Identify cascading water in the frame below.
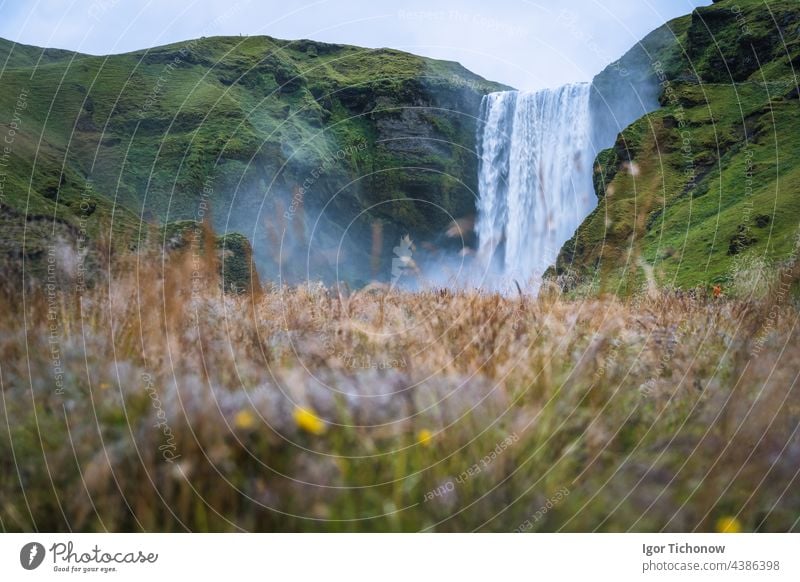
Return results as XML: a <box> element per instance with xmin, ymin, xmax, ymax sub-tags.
<box><xmin>475</xmin><ymin>83</ymin><xmax>595</xmax><ymax>288</ymax></box>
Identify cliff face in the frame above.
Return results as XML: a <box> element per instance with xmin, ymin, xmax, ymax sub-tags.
<box><xmin>557</xmin><ymin>0</ymin><xmax>800</xmax><ymax>294</ymax></box>
<box><xmin>0</xmin><ymin>35</ymin><xmax>508</xmax><ymax>283</ymax></box>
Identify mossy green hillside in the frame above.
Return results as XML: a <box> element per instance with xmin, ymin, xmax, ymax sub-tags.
<box><xmin>0</xmin><ymin>35</ymin><xmax>508</xmax><ymax>283</ymax></box>
<box><xmin>557</xmin><ymin>0</ymin><xmax>800</xmax><ymax>295</ymax></box>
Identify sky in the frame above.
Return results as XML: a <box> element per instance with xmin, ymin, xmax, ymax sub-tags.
<box><xmin>0</xmin><ymin>0</ymin><xmax>711</xmax><ymax>90</ymax></box>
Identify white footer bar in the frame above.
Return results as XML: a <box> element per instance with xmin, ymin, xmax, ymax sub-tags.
<box><xmin>1</xmin><ymin>533</ymin><xmax>797</xmax><ymax>580</ymax></box>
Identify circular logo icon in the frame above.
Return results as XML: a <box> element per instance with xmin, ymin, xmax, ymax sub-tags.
<box><xmin>20</xmin><ymin>542</ymin><xmax>46</xmax><ymax>570</ymax></box>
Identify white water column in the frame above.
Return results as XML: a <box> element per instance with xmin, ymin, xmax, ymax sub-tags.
<box><xmin>476</xmin><ymin>84</ymin><xmax>595</xmax><ymax>287</ymax></box>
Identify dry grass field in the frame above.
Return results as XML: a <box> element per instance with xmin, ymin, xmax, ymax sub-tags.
<box><xmin>1</xmin><ymin>239</ymin><xmax>799</xmax><ymax>532</ymax></box>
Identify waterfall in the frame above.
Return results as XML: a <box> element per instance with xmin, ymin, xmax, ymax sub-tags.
<box><xmin>475</xmin><ymin>83</ymin><xmax>595</xmax><ymax>288</ymax></box>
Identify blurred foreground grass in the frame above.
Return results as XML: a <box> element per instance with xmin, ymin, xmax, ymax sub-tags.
<box><xmin>1</xmin><ymin>245</ymin><xmax>798</xmax><ymax>532</ymax></box>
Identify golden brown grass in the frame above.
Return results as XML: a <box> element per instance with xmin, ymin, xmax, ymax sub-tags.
<box><xmin>0</xmin><ymin>246</ymin><xmax>798</xmax><ymax>532</ymax></box>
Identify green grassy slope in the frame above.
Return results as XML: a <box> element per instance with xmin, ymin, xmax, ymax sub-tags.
<box><xmin>556</xmin><ymin>0</ymin><xmax>800</xmax><ymax>295</ymax></box>
<box><xmin>0</xmin><ymin>34</ymin><xmax>508</xmax><ymax>283</ymax></box>
<box><xmin>0</xmin><ymin>37</ymin><xmax>79</xmax><ymax>68</ymax></box>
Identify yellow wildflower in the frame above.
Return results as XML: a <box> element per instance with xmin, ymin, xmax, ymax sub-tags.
<box><xmin>293</xmin><ymin>406</ymin><xmax>326</xmax><ymax>435</ymax></box>
<box><xmin>417</xmin><ymin>429</ymin><xmax>433</xmax><ymax>447</ymax></box>
<box><xmin>234</xmin><ymin>410</ymin><xmax>256</xmax><ymax>430</ymax></box>
<box><xmin>715</xmin><ymin>516</ymin><xmax>743</xmax><ymax>533</ymax></box>
<box><xmin>99</xmin><ymin>382</ymin><xmax>111</xmax><ymax>390</ymax></box>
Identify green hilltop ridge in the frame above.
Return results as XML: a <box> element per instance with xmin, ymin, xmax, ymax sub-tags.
<box><xmin>555</xmin><ymin>0</ymin><xmax>800</xmax><ymax>295</ymax></box>
<box><xmin>0</xmin><ymin>34</ymin><xmax>509</xmax><ymax>284</ymax></box>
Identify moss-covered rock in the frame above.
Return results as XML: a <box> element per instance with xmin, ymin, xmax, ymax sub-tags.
<box><xmin>216</xmin><ymin>232</ymin><xmax>259</xmax><ymax>294</ymax></box>
<box><xmin>160</xmin><ymin>221</ymin><xmax>259</xmax><ymax>293</ymax></box>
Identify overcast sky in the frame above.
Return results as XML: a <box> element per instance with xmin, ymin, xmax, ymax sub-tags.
<box><xmin>0</xmin><ymin>0</ymin><xmax>710</xmax><ymax>90</ymax></box>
